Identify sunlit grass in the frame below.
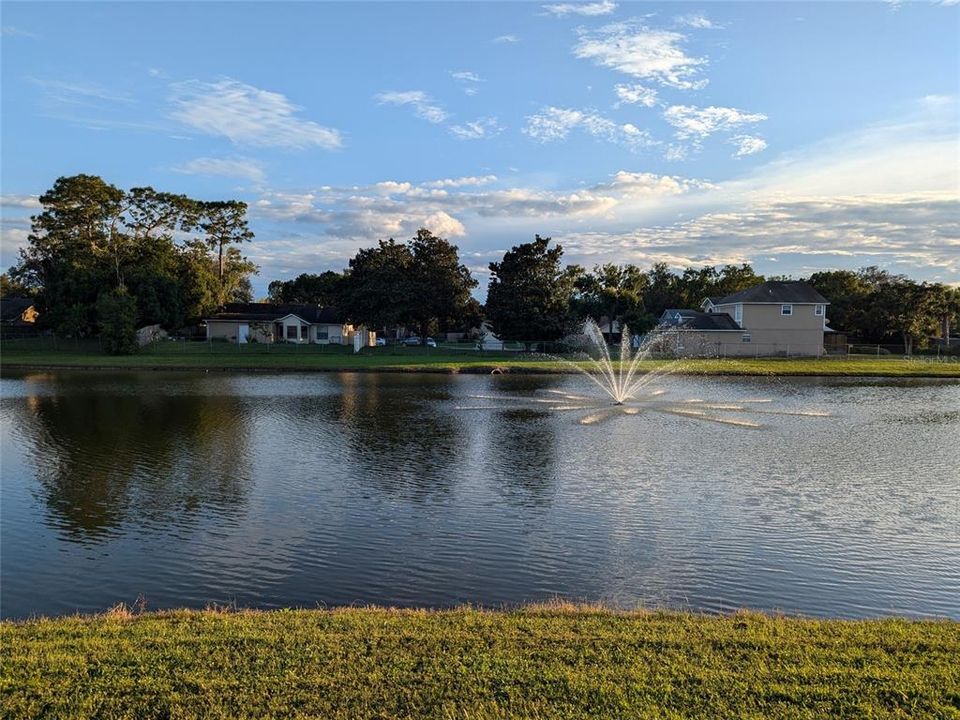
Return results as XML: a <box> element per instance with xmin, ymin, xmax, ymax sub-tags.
<box><xmin>2</xmin><ymin>341</ymin><xmax>958</xmax><ymax>377</ymax></box>
<box><xmin>2</xmin><ymin>605</ymin><xmax>957</xmax><ymax>719</ymax></box>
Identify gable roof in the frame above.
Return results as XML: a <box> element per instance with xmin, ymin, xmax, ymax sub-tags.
<box><xmin>0</xmin><ymin>297</ymin><xmax>35</xmax><ymax>322</ymax></box>
<box><xmin>716</xmin><ymin>281</ymin><xmax>827</xmax><ymax>305</ymax></box>
<box><xmin>660</xmin><ymin>309</ymin><xmax>741</xmax><ymax>331</ymax></box>
<box><xmin>206</xmin><ymin>303</ymin><xmax>343</xmax><ymax>324</ymax></box>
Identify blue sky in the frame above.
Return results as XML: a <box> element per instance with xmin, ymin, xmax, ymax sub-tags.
<box><xmin>2</xmin><ymin>1</ymin><xmax>958</xmax><ymax>296</ymax></box>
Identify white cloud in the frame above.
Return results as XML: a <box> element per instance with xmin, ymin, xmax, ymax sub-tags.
<box><xmin>424</xmin><ymin>176</ymin><xmax>498</xmax><ymax>188</ymax></box>
<box><xmin>2</xmin><ymin>26</ymin><xmax>37</xmax><ymax>38</ymax></box>
<box><xmin>0</xmin><ymin>194</ymin><xmax>42</xmax><ymax>209</ymax></box>
<box><xmin>463</xmin><ymin>87</ymin><xmax>479</xmax><ymax>97</ymax></box>
<box><xmin>421</xmin><ymin>211</ymin><xmax>466</xmax><ymax>238</ymax></box>
<box><xmin>663</xmin><ymin>105</ymin><xmax>767</xmax><ymax>139</ymax></box>
<box><xmin>451</xmin><ymin>71</ymin><xmax>484</xmax><ymax>83</ymax></box>
<box><xmin>560</xmin><ymin>193</ymin><xmax>959</xmax><ymax>277</ymax></box>
<box><xmin>492</xmin><ymin>34</ymin><xmax>519</xmax><ymax>44</ymax></box>
<box><xmin>29</xmin><ymin>77</ymin><xmax>134</xmax><ymax>104</ymax></box>
<box><xmin>449</xmin><ymin>118</ymin><xmax>503</xmax><ymax>140</ymax></box>
<box><xmin>543</xmin><ymin>0</ymin><xmax>617</xmax><ymax>17</ymax></box>
<box><xmin>730</xmin><ymin>135</ymin><xmax>767</xmax><ymax>157</ymax></box>
<box><xmin>171</xmin><ymin>157</ymin><xmax>265</xmax><ymax>182</ymax></box>
<box><xmin>594</xmin><ymin>171</ymin><xmax>714</xmax><ymax>197</ymax></box>
<box><xmin>674</xmin><ymin>14</ymin><xmax>723</xmax><ymax>29</ymax></box>
<box><xmin>523</xmin><ymin>106</ymin><xmax>656</xmax><ymax>150</ymax></box>
<box><xmin>170</xmin><ymin>79</ymin><xmax>342</xmax><ymax>149</ymax></box>
<box><xmin>375</xmin><ymin>90</ymin><xmax>449</xmax><ymax>124</ymax></box>
<box><xmin>614</xmin><ymin>83</ymin><xmax>658</xmax><ymax>107</ymax></box>
<box><xmin>574</xmin><ymin>21</ymin><xmax>708</xmax><ymax>89</ymax></box>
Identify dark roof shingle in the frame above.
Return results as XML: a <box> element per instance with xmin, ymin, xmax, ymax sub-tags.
<box><xmin>207</xmin><ymin>303</ymin><xmax>343</xmax><ymax>323</ymax></box>
<box><xmin>717</xmin><ymin>281</ymin><xmax>827</xmax><ymax>305</ymax></box>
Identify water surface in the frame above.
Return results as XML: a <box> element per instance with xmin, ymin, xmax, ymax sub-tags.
<box><xmin>2</xmin><ymin>370</ymin><xmax>958</xmax><ymax>619</ymax></box>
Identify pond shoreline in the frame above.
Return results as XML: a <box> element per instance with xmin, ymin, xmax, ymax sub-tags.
<box><xmin>3</xmin><ymin>605</ymin><xmax>956</xmax><ymax>718</ymax></box>
<box><xmin>3</xmin><ymin>360</ymin><xmax>959</xmax><ymax>378</ymax></box>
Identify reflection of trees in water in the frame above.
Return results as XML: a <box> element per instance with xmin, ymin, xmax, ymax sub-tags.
<box><xmin>314</xmin><ymin>373</ymin><xmax>467</xmax><ymax>499</ymax></box>
<box><xmin>13</xmin><ymin>377</ymin><xmax>253</xmax><ymax>543</ymax></box>
<box><xmin>483</xmin><ymin>407</ymin><xmax>559</xmax><ymax>508</ymax></box>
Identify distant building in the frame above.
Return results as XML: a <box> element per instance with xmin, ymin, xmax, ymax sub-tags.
<box><xmin>657</xmin><ymin>281</ymin><xmax>830</xmax><ymax>357</ymax></box>
<box><xmin>0</xmin><ymin>297</ymin><xmax>38</xmax><ymax>327</ymax></box>
<box><xmin>203</xmin><ymin>303</ymin><xmax>373</xmax><ymax>346</ymax></box>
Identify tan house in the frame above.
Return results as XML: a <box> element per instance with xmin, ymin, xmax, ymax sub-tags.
<box><xmin>658</xmin><ymin>281</ymin><xmax>829</xmax><ymax>357</ymax></box>
<box><xmin>204</xmin><ymin>303</ymin><xmax>374</xmax><ymax>346</ymax></box>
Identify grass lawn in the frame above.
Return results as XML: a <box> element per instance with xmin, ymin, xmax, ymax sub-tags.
<box><xmin>1</xmin><ymin>606</ymin><xmax>957</xmax><ymax>719</ymax></box>
<box><xmin>2</xmin><ymin>339</ymin><xmax>959</xmax><ymax>377</ymax></box>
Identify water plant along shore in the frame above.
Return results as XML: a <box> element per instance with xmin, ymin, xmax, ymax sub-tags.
<box><xmin>2</xmin><ymin>605</ymin><xmax>957</xmax><ymax>719</ymax></box>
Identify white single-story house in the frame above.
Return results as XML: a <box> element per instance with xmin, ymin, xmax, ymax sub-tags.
<box><xmin>204</xmin><ymin>303</ymin><xmax>374</xmax><ymax>346</ymax></box>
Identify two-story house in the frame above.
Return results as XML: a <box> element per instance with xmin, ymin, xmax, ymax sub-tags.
<box><xmin>658</xmin><ymin>280</ymin><xmax>829</xmax><ymax>357</ymax></box>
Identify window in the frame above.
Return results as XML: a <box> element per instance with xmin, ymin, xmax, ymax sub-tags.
<box><xmin>815</xmin><ymin>304</ymin><xmax>824</xmax><ymax>316</ymax></box>
<box><xmin>286</xmin><ymin>325</ymin><xmax>298</xmax><ymax>340</ymax></box>
<box><xmin>734</xmin><ymin>304</ymin><xmax>743</xmax><ymax>325</ymax></box>
<box><xmin>742</xmin><ymin>334</ymin><xmax>752</xmax><ymax>343</ymax></box>
<box><xmin>301</xmin><ymin>325</ymin><xmax>308</xmax><ymax>340</ymax></box>
<box><xmin>316</xmin><ymin>329</ymin><xmax>329</xmax><ymax>340</ymax></box>
<box><xmin>781</xmin><ymin>304</ymin><xmax>793</xmax><ymax>316</ymax></box>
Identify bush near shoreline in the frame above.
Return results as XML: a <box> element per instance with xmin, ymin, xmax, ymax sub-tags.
<box><xmin>2</xmin><ymin>605</ymin><xmax>957</xmax><ymax>719</ymax></box>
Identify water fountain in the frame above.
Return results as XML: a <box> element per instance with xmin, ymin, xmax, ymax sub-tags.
<box><xmin>458</xmin><ymin>319</ymin><xmax>830</xmax><ymax>427</ymax></box>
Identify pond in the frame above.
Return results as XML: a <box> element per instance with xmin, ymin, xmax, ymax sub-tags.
<box><xmin>1</xmin><ymin>370</ymin><xmax>958</xmax><ymax>619</ymax></box>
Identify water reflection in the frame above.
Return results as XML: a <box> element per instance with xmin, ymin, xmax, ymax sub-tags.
<box><xmin>7</xmin><ymin>375</ymin><xmax>253</xmax><ymax>542</ymax></box>
<box><xmin>319</xmin><ymin>373</ymin><xmax>466</xmax><ymax>499</ymax></box>
<box><xmin>1</xmin><ymin>371</ymin><xmax>958</xmax><ymax>620</ymax></box>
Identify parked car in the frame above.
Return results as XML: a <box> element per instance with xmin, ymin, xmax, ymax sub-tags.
<box><xmin>426</xmin><ymin>337</ymin><xmax>437</xmax><ymax>348</ymax></box>
<box><xmin>403</xmin><ymin>336</ymin><xmax>422</xmax><ymax>346</ymax></box>
<box><xmin>375</xmin><ymin>337</ymin><xmax>386</xmax><ymax>346</ymax></box>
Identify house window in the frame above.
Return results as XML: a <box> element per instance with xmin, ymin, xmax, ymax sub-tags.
<box><xmin>734</xmin><ymin>304</ymin><xmax>743</xmax><ymax>325</ymax></box>
<box><xmin>742</xmin><ymin>334</ymin><xmax>752</xmax><ymax>343</ymax></box>
<box><xmin>301</xmin><ymin>325</ymin><xmax>308</xmax><ymax>340</ymax></box>
<box><xmin>781</xmin><ymin>304</ymin><xmax>793</xmax><ymax>316</ymax></box>
<box><xmin>316</xmin><ymin>329</ymin><xmax>329</xmax><ymax>340</ymax></box>
<box><xmin>286</xmin><ymin>325</ymin><xmax>298</xmax><ymax>340</ymax></box>
<box><xmin>815</xmin><ymin>304</ymin><xmax>824</xmax><ymax>316</ymax></box>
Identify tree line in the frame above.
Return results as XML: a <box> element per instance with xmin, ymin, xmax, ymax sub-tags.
<box><xmin>4</xmin><ymin>174</ymin><xmax>257</xmax><ymax>352</ymax></box>
<box><xmin>5</xmin><ymin>174</ymin><xmax>958</xmax><ymax>354</ymax></box>
<box><xmin>271</xmin><ymin>234</ymin><xmax>960</xmax><ymax>352</ymax></box>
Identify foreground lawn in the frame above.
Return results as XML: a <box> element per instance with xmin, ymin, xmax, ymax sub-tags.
<box><xmin>2</xmin><ymin>341</ymin><xmax>959</xmax><ymax>377</ymax></box>
<box><xmin>1</xmin><ymin>606</ymin><xmax>957</xmax><ymax>719</ymax></box>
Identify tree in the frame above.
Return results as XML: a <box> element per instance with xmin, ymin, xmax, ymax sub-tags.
<box><xmin>408</xmin><ymin>229</ymin><xmax>478</xmax><ymax>335</ymax></box>
<box><xmin>268</xmin><ymin>271</ymin><xmax>346</xmax><ymax>305</ymax></box>
<box><xmin>573</xmin><ymin>263</ymin><xmax>652</xmax><ymax>335</ymax></box>
<box><xmin>643</xmin><ymin>263</ymin><xmax>684</xmax><ymax>320</ymax></box>
<box><xmin>12</xmin><ymin>175</ymin><xmax>125</xmax><ymax>334</ymax></box>
<box><xmin>8</xmin><ymin>175</ymin><xmax>259</xmax><ymax>336</ymax></box>
<box><xmin>341</xmin><ymin>239</ymin><xmax>416</xmax><ymax>330</ymax></box>
<box><xmin>808</xmin><ymin>269</ymin><xmax>870</xmax><ymax>335</ymax></box>
<box><xmin>96</xmin><ymin>288</ymin><xmax>138</xmax><ymax>355</ymax></box>
<box><xmin>0</xmin><ymin>273</ymin><xmax>31</xmax><ymax>298</ymax></box>
<box><xmin>340</xmin><ymin>230</ymin><xmax>478</xmax><ymax>338</ymax></box>
<box><xmin>198</xmin><ymin>201</ymin><xmax>254</xmax><ymax>286</ymax></box>
<box><xmin>485</xmin><ymin>235</ymin><xmax>576</xmax><ymax>343</ymax></box>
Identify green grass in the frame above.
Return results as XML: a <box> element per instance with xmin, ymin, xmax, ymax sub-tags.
<box><xmin>1</xmin><ymin>338</ymin><xmax>959</xmax><ymax>377</ymax></box>
<box><xmin>1</xmin><ymin>605</ymin><xmax>957</xmax><ymax>719</ymax></box>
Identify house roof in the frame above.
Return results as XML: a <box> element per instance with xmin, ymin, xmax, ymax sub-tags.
<box><xmin>660</xmin><ymin>309</ymin><xmax>741</xmax><ymax>331</ymax></box>
<box><xmin>701</xmin><ymin>296</ymin><xmax>724</xmax><ymax>307</ymax></box>
<box><xmin>206</xmin><ymin>303</ymin><xmax>343</xmax><ymax>324</ymax></box>
<box><xmin>0</xmin><ymin>297</ymin><xmax>34</xmax><ymax>322</ymax></box>
<box><xmin>716</xmin><ymin>281</ymin><xmax>827</xmax><ymax>305</ymax></box>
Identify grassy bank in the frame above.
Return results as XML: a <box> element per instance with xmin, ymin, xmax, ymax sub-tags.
<box><xmin>2</xmin><ymin>606</ymin><xmax>957</xmax><ymax>719</ymax></box>
<box><xmin>2</xmin><ymin>339</ymin><xmax>959</xmax><ymax>377</ymax></box>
